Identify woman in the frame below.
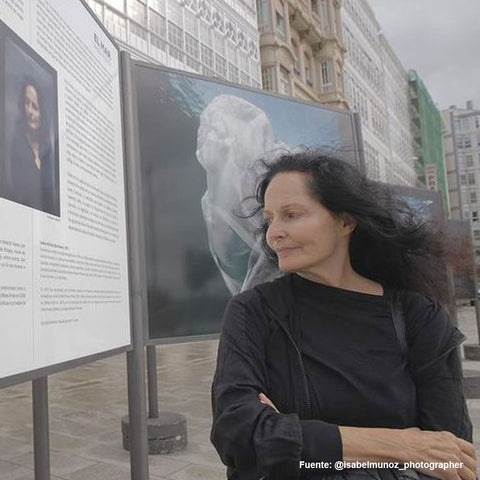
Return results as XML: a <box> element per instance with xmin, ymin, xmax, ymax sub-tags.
<box><xmin>210</xmin><ymin>151</ymin><xmax>476</xmax><ymax>480</ymax></box>
<box><xmin>8</xmin><ymin>79</ymin><xmax>58</xmax><ymax>215</ymax></box>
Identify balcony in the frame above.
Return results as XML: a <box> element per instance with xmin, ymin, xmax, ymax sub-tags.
<box><xmin>289</xmin><ymin>1</ymin><xmax>310</xmax><ymax>31</ymax></box>
<box><xmin>299</xmin><ymin>23</ymin><xmax>323</xmax><ymax>45</ymax></box>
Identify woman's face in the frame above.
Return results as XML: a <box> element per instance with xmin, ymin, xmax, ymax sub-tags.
<box><xmin>24</xmin><ymin>85</ymin><xmax>40</xmax><ymax>131</ymax></box>
<box><xmin>264</xmin><ymin>171</ymin><xmax>354</xmax><ymax>275</ymax></box>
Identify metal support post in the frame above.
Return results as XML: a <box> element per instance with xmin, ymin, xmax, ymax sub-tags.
<box><xmin>32</xmin><ymin>377</ymin><xmax>50</xmax><ymax>480</ymax></box>
<box><xmin>146</xmin><ymin>345</ymin><xmax>159</xmax><ymax>419</ymax></box>
<box><xmin>121</xmin><ymin>51</ymin><xmax>149</xmax><ymax>479</ymax></box>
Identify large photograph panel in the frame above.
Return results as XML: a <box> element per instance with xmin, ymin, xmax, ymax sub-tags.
<box><xmin>0</xmin><ymin>20</ymin><xmax>59</xmax><ymax>216</ymax></box>
<box><xmin>134</xmin><ymin>65</ymin><xmax>360</xmax><ymax>342</ymax></box>
<box><xmin>0</xmin><ymin>0</ymin><xmax>130</xmax><ymax>386</ymax></box>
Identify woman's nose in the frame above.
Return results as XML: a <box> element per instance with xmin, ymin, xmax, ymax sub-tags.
<box><xmin>267</xmin><ymin>220</ymin><xmax>286</xmax><ymax>241</ymax></box>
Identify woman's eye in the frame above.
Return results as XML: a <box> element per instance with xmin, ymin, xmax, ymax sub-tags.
<box><xmin>285</xmin><ymin>212</ymin><xmax>299</xmax><ymax>219</ymax></box>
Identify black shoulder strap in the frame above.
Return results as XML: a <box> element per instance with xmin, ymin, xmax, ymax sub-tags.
<box><xmin>389</xmin><ymin>288</ymin><xmax>408</xmax><ymax>358</ymax></box>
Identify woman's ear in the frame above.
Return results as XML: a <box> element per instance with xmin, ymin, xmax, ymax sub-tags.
<box><xmin>341</xmin><ymin>214</ymin><xmax>357</xmax><ymax>234</ymax></box>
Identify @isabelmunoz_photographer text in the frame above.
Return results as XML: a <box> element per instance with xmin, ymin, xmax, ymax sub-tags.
<box><xmin>299</xmin><ymin>461</ymin><xmax>464</xmax><ymax>471</ymax></box>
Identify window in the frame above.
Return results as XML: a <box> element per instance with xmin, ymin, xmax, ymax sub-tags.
<box><xmin>185</xmin><ymin>34</ymin><xmax>200</xmax><ymax>70</ymax></box>
<box><xmin>215</xmin><ymin>54</ymin><xmax>227</xmax><ymax>78</ymax></box>
<box><xmin>167</xmin><ymin>0</ymin><xmax>182</xmax><ymax>26</ymax></box>
<box><xmin>473</xmin><ymin>211</ymin><xmax>479</xmax><ymax>222</ymax></box>
<box><xmin>239</xmin><ymin>51</ymin><xmax>249</xmax><ymax>74</ymax></box>
<box><xmin>460</xmin><ymin>174</ymin><xmax>467</xmax><ymax>186</ymax></box>
<box><xmin>128</xmin><ymin>0</ymin><xmax>147</xmax><ymax>25</ymax></box>
<box><xmin>130</xmin><ymin>22</ymin><xmax>147</xmax><ymax>40</ymax></box>
<box><xmin>105</xmin><ymin>0</ymin><xmax>124</xmax><ymax>12</ymax></box>
<box><xmin>184</xmin><ymin>9</ymin><xmax>198</xmax><ymax>36</ymax></box>
<box><xmin>149</xmin><ymin>10</ymin><xmax>166</xmax><ymax>37</ymax></box>
<box><xmin>201</xmin><ymin>44</ymin><xmax>214</xmax><ymax>69</ymax></box>
<box><xmin>168</xmin><ymin>21</ymin><xmax>184</xmax><ymax>61</ymax></box>
<box><xmin>262</xmin><ymin>67</ymin><xmax>275</xmax><ymax>91</ymax></box>
<box><xmin>318</xmin><ymin>0</ymin><xmax>330</xmax><ymax>35</ymax></box>
<box><xmin>150</xmin><ymin>0</ymin><xmax>166</xmax><ymax>14</ymax></box>
<box><xmin>304</xmin><ymin>53</ymin><xmax>313</xmax><ymax>86</ymax></box>
<box><xmin>88</xmin><ymin>0</ymin><xmax>103</xmax><ymax>17</ymax></box>
<box><xmin>476</xmin><ymin>116</ymin><xmax>480</xmax><ymax>129</ymax></box>
<box><xmin>200</xmin><ymin>20</ymin><xmax>211</xmax><ymax>46</ymax></box>
<box><xmin>320</xmin><ymin>60</ymin><xmax>333</xmax><ymax>92</ymax></box>
<box><xmin>240</xmin><ymin>71</ymin><xmax>250</xmax><ymax>86</ymax></box>
<box><xmin>105</xmin><ymin>8</ymin><xmax>127</xmax><ymax>38</ymax></box>
<box><xmin>466</xmin><ymin>154</ymin><xmax>474</xmax><ymax>167</ymax></box>
<box><xmin>150</xmin><ymin>33</ymin><xmax>167</xmax><ymax>52</ymax></box>
<box><xmin>292</xmin><ymin>40</ymin><xmax>300</xmax><ymax>75</ymax></box>
<box><xmin>228</xmin><ymin>62</ymin><xmax>239</xmax><ymax>83</ymax></box>
<box><xmin>468</xmin><ymin>172</ymin><xmax>476</xmax><ymax>185</ymax></box>
<box><xmin>257</xmin><ymin>0</ymin><xmax>270</xmax><ymax>29</ymax></box>
<box><xmin>474</xmin><ymin>230</ymin><xmax>480</xmax><ymax>241</ymax></box>
<box><xmin>465</xmin><ymin>136</ymin><xmax>472</xmax><ymax>148</ymax></box>
<box><xmin>202</xmin><ymin>65</ymin><xmax>215</xmax><ymax>78</ymax></box>
<box><xmin>279</xmin><ymin>66</ymin><xmax>290</xmax><ymax>95</ymax></box>
<box><xmin>471</xmin><ymin>191</ymin><xmax>477</xmax><ymax>203</ymax></box>
<box><xmin>227</xmin><ymin>41</ymin><xmax>237</xmax><ymax>64</ymax></box>
<box><xmin>461</xmin><ymin>117</ymin><xmax>470</xmax><ymax>130</ymax></box>
<box><xmin>214</xmin><ymin>31</ymin><xmax>225</xmax><ymax>56</ymax></box>
<box><xmin>276</xmin><ymin>11</ymin><xmax>286</xmax><ymax>39</ymax></box>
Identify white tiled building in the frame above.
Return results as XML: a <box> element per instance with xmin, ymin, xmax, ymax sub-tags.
<box><xmin>380</xmin><ymin>36</ymin><xmax>415</xmax><ymax>185</ymax></box>
<box><xmin>86</xmin><ymin>0</ymin><xmax>262</xmax><ymax>88</ymax></box>
<box><xmin>341</xmin><ymin>0</ymin><xmax>415</xmax><ymax>185</ymax></box>
<box><xmin>442</xmin><ymin>102</ymin><xmax>480</xmax><ymax>275</ymax></box>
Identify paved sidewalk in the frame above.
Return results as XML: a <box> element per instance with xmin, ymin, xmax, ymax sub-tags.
<box><xmin>0</xmin><ymin>306</ymin><xmax>479</xmax><ymax>479</ymax></box>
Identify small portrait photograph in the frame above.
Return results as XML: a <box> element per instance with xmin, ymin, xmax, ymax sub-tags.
<box><xmin>0</xmin><ymin>22</ymin><xmax>60</xmax><ymax>216</ymax></box>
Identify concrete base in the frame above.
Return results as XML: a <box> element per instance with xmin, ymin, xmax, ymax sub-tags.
<box><xmin>464</xmin><ymin>343</ymin><xmax>480</xmax><ymax>361</ymax></box>
<box><xmin>463</xmin><ymin>369</ymin><xmax>480</xmax><ymax>399</ymax></box>
<box><xmin>121</xmin><ymin>412</ymin><xmax>188</xmax><ymax>455</ymax></box>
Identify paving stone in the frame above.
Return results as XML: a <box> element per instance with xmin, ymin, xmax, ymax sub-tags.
<box><xmin>79</xmin><ymin>443</ymin><xmax>131</xmax><ymax>468</ymax></box>
<box><xmin>166</xmin><ymin>463</ymin><xmax>226</xmax><ymax>480</ymax></box>
<box><xmin>9</xmin><ymin>451</ymin><xmax>96</xmax><ymax>477</ymax></box>
<box><xmin>148</xmin><ymin>456</ymin><xmax>191</xmax><ymax>477</ymax></box>
<box><xmin>0</xmin><ymin>437</ymin><xmax>33</xmax><ymax>461</ymax></box>
<box><xmin>65</xmin><ymin>462</ymin><xmax>131</xmax><ymax>480</ymax></box>
<box><xmin>0</xmin><ymin>459</ymin><xmax>33</xmax><ymax>480</ymax></box>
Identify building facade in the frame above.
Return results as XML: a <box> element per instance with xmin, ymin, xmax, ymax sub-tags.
<box><xmin>409</xmin><ymin>70</ymin><xmax>450</xmax><ymax>215</ymax></box>
<box><xmin>442</xmin><ymin>102</ymin><xmax>480</xmax><ymax>275</ymax></box>
<box><xmin>85</xmin><ymin>0</ymin><xmax>262</xmax><ymax>88</ymax></box>
<box><xmin>257</xmin><ymin>0</ymin><xmax>347</xmax><ymax>108</ymax></box>
<box><xmin>342</xmin><ymin>0</ymin><xmax>415</xmax><ymax>185</ymax></box>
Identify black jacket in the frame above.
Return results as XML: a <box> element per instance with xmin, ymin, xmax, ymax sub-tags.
<box><xmin>210</xmin><ymin>274</ymin><xmax>472</xmax><ymax>480</ymax></box>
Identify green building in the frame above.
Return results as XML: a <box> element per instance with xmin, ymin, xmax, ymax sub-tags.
<box><xmin>408</xmin><ymin>70</ymin><xmax>450</xmax><ymax>215</ymax></box>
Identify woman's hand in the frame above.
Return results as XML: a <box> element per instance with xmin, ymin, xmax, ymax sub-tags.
<box><xmin>400</xmin><ymin>427</ymin><xmax>477</xmax><ymax>480</ymax></box>
<box><xmin>258</xmin><ymin>393</ymin><xmax>279</xmax><ymax>413</ymax></box>
<box><xmin>340</xmin><ymin>425</ymin><xmax>476</xmax><ymax>480</ymax></box>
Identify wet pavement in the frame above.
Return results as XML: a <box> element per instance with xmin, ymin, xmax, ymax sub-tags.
<box><xmin>0</xmin><ymin>305</ymin><xmax>480</xmax><ymax>479</ymax></box>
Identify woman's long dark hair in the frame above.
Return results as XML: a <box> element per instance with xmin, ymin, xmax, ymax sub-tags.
<box><xmin>249</xmin><ymin>149</ymin><xmax>452</xmax><ymax>307</ymax></box>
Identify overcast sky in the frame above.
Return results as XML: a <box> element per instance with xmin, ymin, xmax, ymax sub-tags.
<box><xmin>366</xmin><ymin>0</ymin><xmax>480</xmax><ymax>111</ymax></box>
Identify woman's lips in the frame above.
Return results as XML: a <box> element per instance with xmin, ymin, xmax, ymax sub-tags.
<box><xmin>276</xmin><ymin>247</ymin><xmax>299</xmax><ymax>256</ymax></box>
